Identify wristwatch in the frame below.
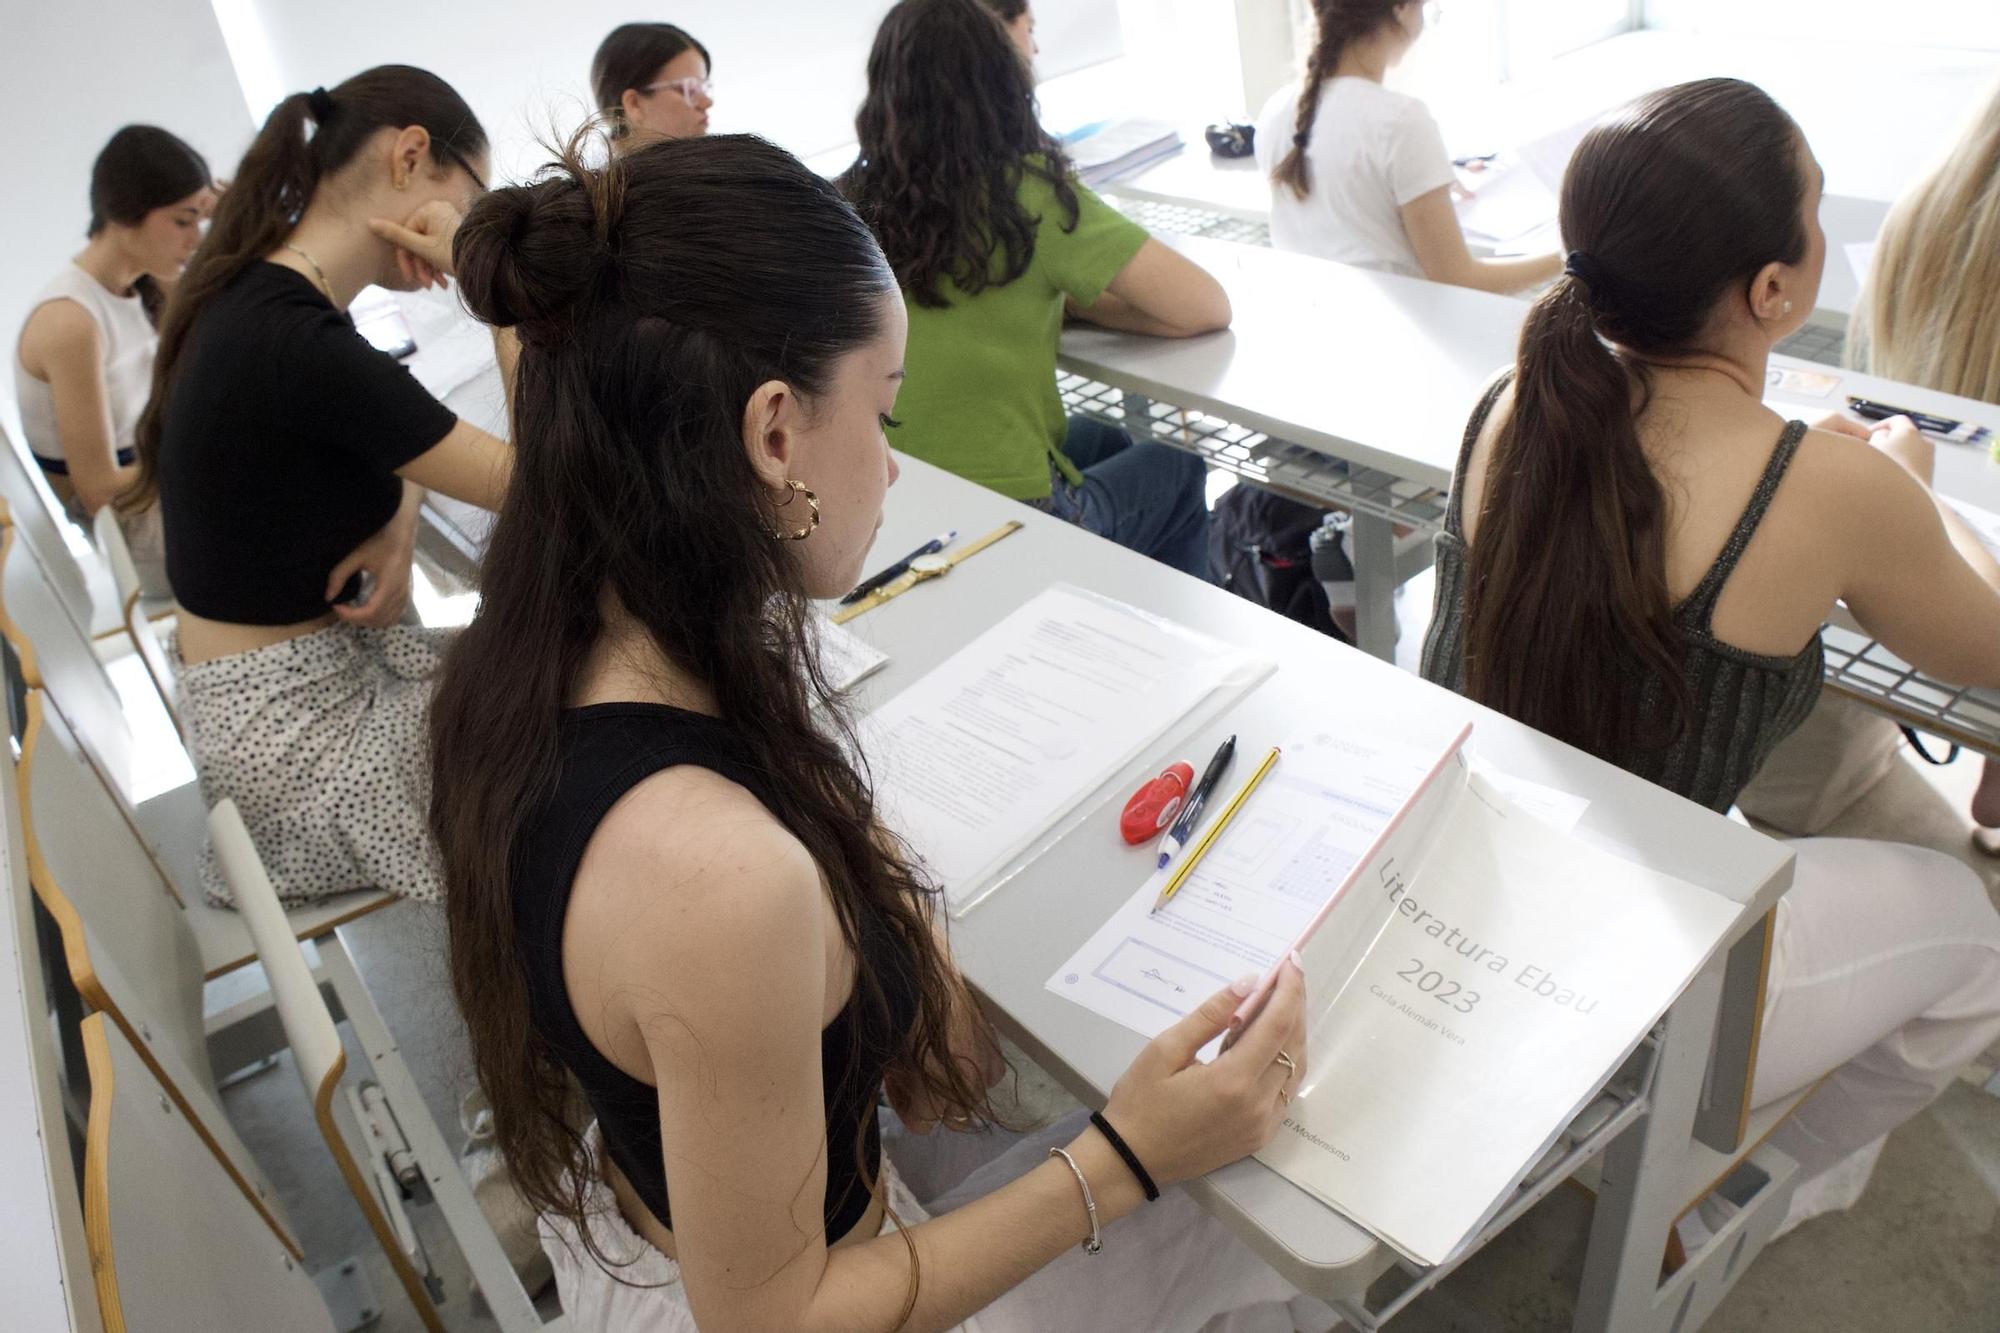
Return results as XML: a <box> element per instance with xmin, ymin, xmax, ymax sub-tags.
<box><xmin>831</xmin><ymin>520</ymin><xmax>1024</xmax><ymax>624</ymax></box>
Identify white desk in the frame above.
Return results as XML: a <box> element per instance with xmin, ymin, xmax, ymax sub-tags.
<box><xmin>1059</xmin><ymin>234</ymin><xmax>1524</xmax><ymax>658</ymax></box>
<box><xmin>842</xmin><ymin>454</ymin><xmax>1793</xmax><ymax>1325</ymax></box>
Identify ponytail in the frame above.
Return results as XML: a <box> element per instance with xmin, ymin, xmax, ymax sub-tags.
<box><xmin>1460</xmin><ymin>275</ymin><xmax>1687</xmax><ymax>756</ymax></box>
<box><xmin>121</xmin><ymin>67</ymin><xmax>485</xmax><ymax>514</ymax></box>
<box><xmin>1456</xmin><ymin>77</ymin><xmax>1811</xmax><ymax>762</ymax></box>
<box><xmin>1270</xmin><ymin>0</ymin><xmax>1403</xmax><ymax>200</ymax></box>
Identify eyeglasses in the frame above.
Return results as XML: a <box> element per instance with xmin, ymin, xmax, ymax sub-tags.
<box><xmin>437</xmin><ymin>141</ymin><xmax>487</xmax><ymax>193</ymax></box>
<box><xmin>639</xmin><ymin>76</ymin><xmax>714</xmax><ymax>105</ymax></box>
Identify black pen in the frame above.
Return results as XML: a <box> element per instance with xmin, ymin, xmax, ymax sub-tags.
<box><xmin>1156</xmin><ymin>734</ymin><xmax>1237</xmax><ymax>869</ymax></box>
<box><xmin>839</xmin><ymin>529</ymin><xmax>956</xmax><ymax>605</ymax></box>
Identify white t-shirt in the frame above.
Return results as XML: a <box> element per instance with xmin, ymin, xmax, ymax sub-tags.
<box><xmin>1254</xmin><ymin>77</ymin><xmax>1456</xmax><ymax>276</ymax></box>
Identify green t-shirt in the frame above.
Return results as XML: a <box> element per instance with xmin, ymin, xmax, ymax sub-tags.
<box><xmin>890</xmin><ymin>168</ymin><xmax>1148</xmax><ymax>501</ymax></box>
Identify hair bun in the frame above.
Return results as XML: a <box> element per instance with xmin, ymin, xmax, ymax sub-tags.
<box><xmin>454</xmin><ymin>175</ymin><xmax>605</xmax><ymax>334</ymax></box>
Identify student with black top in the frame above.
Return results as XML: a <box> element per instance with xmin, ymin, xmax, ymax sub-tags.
<box><xmin>428</xmin><ymin>132</ymin><xmax>1322</xmax><ymax>1332</ymax></box>
<box><xmin>1422</xmin><ymin>78</ymin><xmax>2000</xmax><ymax>1245</ymax></box>
<box><xmin>125</xmin><ymin>65</ymin><xmax>511</xmax><ymax>908</ymax></box>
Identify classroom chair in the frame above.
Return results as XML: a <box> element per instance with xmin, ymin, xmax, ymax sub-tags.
<box><xmin>0</xmin><ymin>422</ymin><xmax>122</xmax><ymax>641</ymax></box>
<box><xmin>210</xmin><ymin>797</ymin><xmax>563</xmax><ymax>1333</ymax></box>
<box><xmin>80</xmin><ymin>1011</ymin><xmax>342</xmax><ymax>1333</ymax></box>
<box><xmin>0</xmin><ymin>507</ymin><xmax>397</xmax><ymax>984</ymax></box>
<box><xmin>91</xmin><ymin>504</ymin><xmax>182</xmax><ymax>743</ymax></box>
<box><xmin>18</xmin><ymin>688</ymin><xmax>300</xmax><ymax>1258</ymax></box>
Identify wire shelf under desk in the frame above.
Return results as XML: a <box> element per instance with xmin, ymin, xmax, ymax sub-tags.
<box><xmin>1057</xmin><ymin>372</ymin><xmax>1450</xmax><ymax>531</ymax></box>
<box><xmin>1821</xmin><ymin>624</ymin><xmax>2000</xmax><ymax>758</ymax></box>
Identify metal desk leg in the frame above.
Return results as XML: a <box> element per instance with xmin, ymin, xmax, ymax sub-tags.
<box><xmin>1349</xmin><ymin>513</ymin><xmax>1397</xmax><ymax>661</ymax></box>
<box><xmin>1573</xmin><ymin>956</ymin><xmax>1727</xmax><ymax>1331</ymax></box>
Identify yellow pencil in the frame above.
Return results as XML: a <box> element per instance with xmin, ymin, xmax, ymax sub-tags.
<box><xmin>1150</xmin><ymin>746</ymin><xmax>1281</xmax><ymax>913</ymax></box>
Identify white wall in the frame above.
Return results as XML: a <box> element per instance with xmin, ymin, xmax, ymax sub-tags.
<box><xmin>1</xmin><ymin>0</ymin><xmax>252</xmax><ymax>408</ymax></box>
<box><xmin>217</xmin><ymin>0</ymin><xmax>1123</xmax><ymax>186</ymax></box>
<box><xmin>1644</xmin><ymin>0</ymin><xmax>2000</xmax><ymax>49</ymax></box>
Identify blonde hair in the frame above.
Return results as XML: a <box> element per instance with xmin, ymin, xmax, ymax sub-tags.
<box><xmin>1851</xmin><ymin>77</ymin><xmax>2000</xmax><ymax>402</ymax></box>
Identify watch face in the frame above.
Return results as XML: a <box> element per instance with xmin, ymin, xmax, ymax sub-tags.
<box><xmin>910</xmin><ymin>553</ymin><xmax>951</xmax><ymax>575</ymax></box>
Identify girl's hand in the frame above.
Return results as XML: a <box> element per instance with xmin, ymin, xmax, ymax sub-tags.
<box><xmin>1095</xmin><ymin>955</ymin><xmax>1307</xmax><ymax>1188</ymax></box>
<box><xmin>368</xmin><ymin>200</ymin><xmax>463</xmax><ymax>290</ymax></box>
<box><xmin>1869</xmin><ymin>415</ymin><xmax>1935</xmax><ymax>486</ymax></box>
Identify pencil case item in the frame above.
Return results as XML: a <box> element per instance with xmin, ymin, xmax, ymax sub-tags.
<box><xmin>1121</xmin><ymin>763</ymin><xmax>1194</xmax><ymax>844</ymax></box>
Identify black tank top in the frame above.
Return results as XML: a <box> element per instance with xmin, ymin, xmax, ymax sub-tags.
<box><xmin>1421</xmin><ymin>374</ymin><xmax>1824</xmax><ymax>811</ymax></box>
<box><xmin>511</xmin><ymin>702</ymin><xmax>920</xmax><ymax>1240</ymax></box>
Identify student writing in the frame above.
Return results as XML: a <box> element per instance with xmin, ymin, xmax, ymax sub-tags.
<box><xmin>1422</xmin><ymin>77</ymin><xmax>2000</xmax><ymax>1241</ymax></box>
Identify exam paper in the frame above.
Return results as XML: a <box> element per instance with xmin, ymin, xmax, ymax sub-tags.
<box><xmin>1046</xmin><ymin>731</ymin><xmax>1437</xmax><ymax>1039</ymax></box>
<box><xmin>814</xmin><ymin>616</ymin><xmax>889</xmax><ymax>692</ymax></box>
<box><xmin>1943</xmin><ymin>496</ymin><xmax>2000</xmax><ymax>563</ymax></box>
<box><xmin>862</xmin><ymin>586</ymin><xmax>1262</xmax><ymax>912</ymax></box>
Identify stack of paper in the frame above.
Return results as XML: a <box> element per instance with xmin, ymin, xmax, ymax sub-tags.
<box><xmin>1051</xmin><ymin>727</ymin><xmax>1740</xmax><ymax>1265</ymax></box>
<box><xmin>861</xmin><ymin>585</ymin><xmax>1267</xmax><ymax>912</ymax></box>
<box><xmin>1064</xmin><ymin>119</ymin><xmax>1184</xmax><ymax>189</ymax></box>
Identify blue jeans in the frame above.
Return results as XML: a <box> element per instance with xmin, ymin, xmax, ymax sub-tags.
<box><xmin>1044</xmin><ymin>416</ymin><xmax>1212</xmax><ymax>581</ymax></box>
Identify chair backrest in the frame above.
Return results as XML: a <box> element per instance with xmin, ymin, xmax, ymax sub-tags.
<box><xmin>81</xmin><ymin>1013</ymin><xmax>337</xmax><ymax>1333</ymax></box>
<box><xmin>0</xmin><ymin>421</ymin><xmax>116</xmax><ymax>641</ymax></box>
<box><xmin>19</xmin><ymin>691</ymin><xmax>297</xmax><ymax>1256</ymax></box>
<box><xmin>91</xmin><ymin>507</ymin><xmax>184</xmax><ymax>744</ymax></box>
<box><xmin>0</xmin><ymin>518</ymin><xmax>134</xmax><ymax>794</ymax></box>
<box><xmin>209</xmin><ymin>798</ymin><xmax>448</xmax><ymax>1332</ymax></box>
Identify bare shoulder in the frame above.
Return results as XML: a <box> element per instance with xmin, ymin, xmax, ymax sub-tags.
<box><xmin>1785</xmin><ymin>425</ymin><xmax>1924</xmax><ymax>514</ymax></box>
<box><xmin>567</xmin><ymin>764</ymin><xmax>825</xmax><ymax>989</ymax></box>
<box><xmin>17</xmin><ymin>298</ymin><xmax>100</xmax><ymax>377</ymax></box>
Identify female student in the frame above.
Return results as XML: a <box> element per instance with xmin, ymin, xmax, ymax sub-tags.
<box><xmin>1422</xmin><ymin>77</ymin><xmax>2000</xmax><ymax>1239</ymax></box>
<box><xmin>1851</xmin><ymin>76</ymin><xmax>2000</xmax><ymax>836</ymax></box>
<box><xmin>981</xmin><ymin>0</ymin><xmax>1038</xmax><ymax>60</ymax></box>
<box><xmin>126</xmin><ymin>65</ymin><xmax>511</xmax><ymax>907</ymax></box>
<box><xmin>591</xmin><ymin>22</ymin><xmax>713</xmax><ymax>148</ymax></box>
<box><xmin>14</xmin><ymin>125</ymin><xmax>215</xmax><ymax>595</ymax></box>
<box><xmin>841</xmin><ymin>0</ymin><xmax>1230</xmax><ymax>580</ymax></box>
<box><xmin>1255</xmin><ymin>0</ymin><xmax>1559</xmax><ymax>293</ymax></box>
<box><xmin>429</xmin><ymin>131</ymin><xmax>1318</xmax><ymax>1333</ymax></box>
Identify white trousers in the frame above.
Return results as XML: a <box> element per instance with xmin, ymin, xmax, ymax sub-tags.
<box><xmin>542</xmin><ymin>1112</ymin><xmax>1332</xmax><ymax>1332</ymax></box>
<box><xmin>1752</xmin><ymin>837</ymin><xmax>2000</xmax><ymax>1215</ymax></box>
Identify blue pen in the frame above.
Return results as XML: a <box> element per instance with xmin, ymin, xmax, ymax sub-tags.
<box><xmin>1156</xmin><ymin>734</ymin><xmax>1237</xmax><ymax>870</ymax></box>
<box><xmin>839</xmin><ymin>529</ymin><xmax>956</xmax><ymax>605</ymax></box>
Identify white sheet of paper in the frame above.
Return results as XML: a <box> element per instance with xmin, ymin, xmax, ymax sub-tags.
<box><xmin>1943</xmin><ymin>496</ymin><xmax>2000</xmax><ymax>562</ymax></box>
<box><xmin>1048</xmin><ymin>735</ymin><xmax>1591</xmax><ymax>1041</ymax></box>
<box><xmin>814</xmin><ymin>616</ymin><xmax>889</xmax><ymax>691</ymax></box>
<box><xmin>398</xmin><ymin>288</ymin><xmax>499</xmax><ymax>401</ymax></box>
<box><xmin>1456</xmin><ymin>165</ymin><xmax>1559</xmax><ymax>246</ymax></box>
<box><xmin>1261</xmin><ymin>772</ymin><xmax>1739</xmax><ymax>1264</ymax></box>
<box><xmin>863</xmin><ymin>586</ymin><xmax>1261</xmax><ymax>912</ymax></box>
<box><xmin>1846</xmin><ymin>240</ymin><xmax>1876</xmax><ymax>286</ymax></box>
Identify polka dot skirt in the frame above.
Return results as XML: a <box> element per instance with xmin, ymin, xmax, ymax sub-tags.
<box><xmin>173</xmin><ymin>623</ymin><xmax>453</xmax><ymax>908</ymax></box>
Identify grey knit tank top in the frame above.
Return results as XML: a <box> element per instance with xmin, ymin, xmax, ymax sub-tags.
<box><xmin>1420</xmin><ymin>375</ymin><xmax>1823</xmax><ymax>812</ymax></box>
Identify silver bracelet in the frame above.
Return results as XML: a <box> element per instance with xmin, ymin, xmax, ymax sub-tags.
<box><xmin>1048</xmin><ymin>1147</ymin><xmax>1103</xmax><ymax>1255</ymax></box>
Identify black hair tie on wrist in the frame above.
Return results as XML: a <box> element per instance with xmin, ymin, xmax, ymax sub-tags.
<box><xmin>307</xmin><ymin>87</ymin><xmax>336</xmax><ymax>123</ymax></box>
<box><xmin>1089</xmin><ymin>1110</ymin><xmax>1160</xmax><ymax>1202</ymax></box>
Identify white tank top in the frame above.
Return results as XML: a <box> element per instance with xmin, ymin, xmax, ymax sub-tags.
<box><xmin>12</xmin><ymin>262</ymin><xmax>158</xmax><ymax>470</ymax></box>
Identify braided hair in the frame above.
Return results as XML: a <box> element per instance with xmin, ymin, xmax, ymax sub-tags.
<box><xmin>1270</xmin><ymin>0</ymin><xmax>1406</xmax><ymax>200</ymax></box>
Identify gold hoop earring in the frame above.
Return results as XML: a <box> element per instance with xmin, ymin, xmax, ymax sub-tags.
<box><xmin>770</xmin><ymin>479</ymin><xmax>820</xmax><ymax>541</ymax></box>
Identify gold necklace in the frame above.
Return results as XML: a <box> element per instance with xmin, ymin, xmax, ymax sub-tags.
<box><xmin>281</xmin><ymin>242</ymin><xmax>335</xmax><ymax>302</ymax></box>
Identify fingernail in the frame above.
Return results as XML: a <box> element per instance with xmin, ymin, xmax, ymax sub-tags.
<box><xmin>1289</xmin><ymin>950</ymin><xmax>1305</xmax><ymax>972</ymax></box>
<box><xmin>1230</xmin><ymin>972</ymin><xmax>1258</xmax><ymax>997</ymax></box>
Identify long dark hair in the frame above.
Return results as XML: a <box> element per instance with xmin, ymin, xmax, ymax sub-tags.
<box><xmin>1460</xmin><ymin>78</ymin><xmax>1809</xmax><ymax>758</ymax></box>
<box><xmin>589</xmin><ymin>21</ymin><xmax>710</xmax><ymax>139</ymax></box>
<box><xmin>840</xmin><ymin>0</ymin><xmax>1077</xmax><ymax>308</ymax></box>
<box><xmin>87</xmin><ymin>125</ymin><xmax>213</xmax><ymax>324</ymax></box>
<box><xmin>1270</xmin><ymin>0</ymin><xmax>1403</xmax><ymax>200</ymax></box>
<box><xmin>430</xmin><ymin>132</ymin><xmax>991</xmax><ymax>1291</ymax></box>
<box><xmin>121</xmin><ymin>66</ymin><xmax>485</xmax><ymax>513</ymax></box>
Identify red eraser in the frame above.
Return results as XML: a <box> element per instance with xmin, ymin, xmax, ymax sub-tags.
<box><xmin>1120</xmin><ymin>763</ymin><xmax>1195</xmax><ymax>844</ymax></box>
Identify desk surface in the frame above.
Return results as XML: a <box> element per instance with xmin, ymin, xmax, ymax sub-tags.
<box><xmin>843</xmin><ymin>454</ymin><xmax>1793</xmax><ymax>1290</ymax></box>
<box><xmin>1060</xmin><ymin>235</ymin><xmax>1526</xmax><ymax>489</ymax></box>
